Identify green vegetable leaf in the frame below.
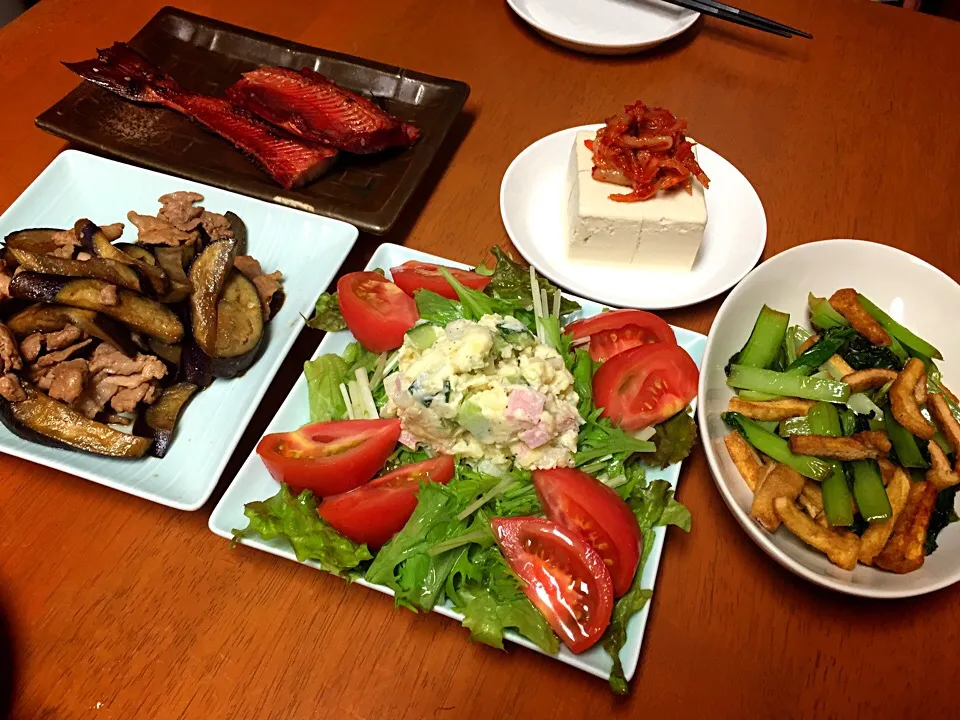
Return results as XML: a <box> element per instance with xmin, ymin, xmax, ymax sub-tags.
<box><xmin>602</xmin><ymin>477</ymin><xmax>691</xmax><ymax>693</ymax></box>
<box><xmin>840</xmin><ymin>334</ymin><xmax>904</xmax><ymax>372</ymax></box>
<box><xmin>437</xmin><ymin>267</ymin><xmax>497</xmax><ymax>320</ymax></box>
<box><xmin>786</xmin><ymin>326</ymin><xmax>856</xmax><ymax>373</ymax></box>
<box><xmin>231</xmin><ymin>484</ymin><xmax>372</xmax><ymax>576</ymax></box>
<box><xmin>639</xmin><ymin>411</ymin><xmax>698</xmax><ymax>469</ymax></box>
<box><xmin>452</xmin><ymin>544</ymin><xmax>559</xmax><ymax>654</ymax></box>
<box><xmin>414</xmin><ymin>289</ymin><xmax>465</xmax><ymax>326</ymax></box>
<box><xmin>483</xmin><ymin>247</ymin><xmax>580</xmax><ymax>316</ymax></box>
<box><xmin>575</xmin><ymin>409</ymin><xmax>655</xmax><ymax>468</ymax></box>
<box><xmin>305</xmin><ymin>292</ymin><xmax>347</xmax><ymax>332</ymax></box>
<box><xmin>304</xmin><ymin>352</ymin><xmax>350</xmax><ymax>422</ymax></box>
<box><xmin>602</xmin><ymin>579</ymin><xmax>653</xmax><ymax>695</ymax></box>
<box><xmin>571</xmin><ymin>347</ymin><xmax>595</xmax><ymax>416</ymax></box>
<box><xmin>926</xmin><ymin>485</ymin><xmax>959</xmax><ymax>555</ymax></box>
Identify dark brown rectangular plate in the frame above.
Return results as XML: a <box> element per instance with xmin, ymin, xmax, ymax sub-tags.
<box><xmin>35</xmin><ymin>6</ymin><xmax>470</xmax><ymax>235</ymax></box>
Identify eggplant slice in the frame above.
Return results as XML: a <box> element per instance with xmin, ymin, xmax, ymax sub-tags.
<box><xmin>6</xmin><ymin>303</ymin><xmax>138</xmax><ymax>356</ymax></box>
<box><xmin>211</xmin><ymin>271</ymin><xmax>264</xmax><ymax>378</ymax></box>
<box><xmin>7</xmin><ymin>247</ymin><xmax>142</xmax><ymax>292</ymax></box>
<box><xmin>9</xmin><ymin>273</ymin><xmax>184</xmax><ymax>344</ymax></box>
<box><xmin>2</xmin><ymin>228</ymin><xmax>64</xmax><ymax>262</ymax></box>
<box><xmin>75</xmin><ymin>220</ymin><xmax>168</xmax><ymax>295</ymax></box>
<box><xmin>152</xmin><ymin>246</ymin><xmax>192</xmax><ymax>303</ymax></box>
<box><xmin>179</xmin><ymin>336</ymin><xmax>213</xmax><ymax>388</ymax></box>
<box><xmin>225</xmin><ymin>211</ymin><xmax>247</xmax><ymax>255</ymax></box>
<box><xmin>141</xmin><ymin>382</ymin><xmax>197</xmax><ymax>458</ymax></box>
<box><xmin>188</xmin><ymin>239</ymin><xmax>236</xmax><ymax>357</ymax></box>
<box><xmin>0</xmin><ymin>388</ymin><xmax>152</xmax><ymax>458</ymax></box>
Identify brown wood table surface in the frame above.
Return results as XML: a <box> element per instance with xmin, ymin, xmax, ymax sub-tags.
<box><xmin>1</xmin><ymin>0</ymin><xmax>960</xmax><ymax>718</ymax></box>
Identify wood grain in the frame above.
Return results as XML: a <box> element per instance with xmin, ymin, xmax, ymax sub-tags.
<box><xmin>1</xmin><ymin>0</ymin><xmax>960</xmax><ymax>718</ymax></box>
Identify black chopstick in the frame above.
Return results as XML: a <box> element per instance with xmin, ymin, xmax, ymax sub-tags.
<box><xmin>664</xmin><ymin>0</ymin><xmax>812</xmax><ymax>39</ymax></box>
<box><xmin>706</xmin><ymin>0</ymin><xmax>813</xmax><ymax>38</ymax></box>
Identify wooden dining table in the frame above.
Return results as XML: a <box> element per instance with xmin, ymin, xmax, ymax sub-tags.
<box><xmin>2</xmin><ymin>0</ymin><xmax>960</xmax><ymax>717</ymax></box>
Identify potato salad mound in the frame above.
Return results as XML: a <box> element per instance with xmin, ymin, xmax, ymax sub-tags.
<box><xmin>381</xmin><ymin>314</ymin><xmax>582</xmax><ymax>469</ymax></box>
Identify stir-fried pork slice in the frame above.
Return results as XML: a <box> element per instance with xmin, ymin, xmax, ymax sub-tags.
<box><xmin>0</xmin><ymin>323</ymin><xmax>23</xmax><ymax>374</ymax></box>
<box><xmin>127</xmin><ymin>211</ymin><xmax>195</xmax><ymax>246</ymax></box>
<box><xmin>157</xmin><ymin>191</ymin><xmax>204</xmax><ymax>229</ymax></box>
<box><xmin>234</xmin><ymin>255</ymin><xmax>283</xmax><ymax>318</ymax></box>
<box><xmin>0</xmin><ymin>373</ymin><xmax>26</xmax><ymax>402</ymax></box>
<box><xmin>34</xmin><ymin>339</ymin><xmax>92</xmax><ymax>368</ymax></box>
<box><xmin>47</xmin><ymin>358</ymin><xmax>90</xmax><ymax>404</ymax></box>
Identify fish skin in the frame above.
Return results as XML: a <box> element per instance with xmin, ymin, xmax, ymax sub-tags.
<box><xmin>62</xmin><ymin>43</ymin><xmax>337</xmax><ymax>189</ymax></box>
<box><xmin>226</xmin><ymin>66</ymin><xmax>420</xmax><ymax>154</ymax></box>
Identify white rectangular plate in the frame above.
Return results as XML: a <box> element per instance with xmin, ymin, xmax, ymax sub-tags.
<box><xmin>209</xmin><ymin>243</ymin><xmax>706</xmax><ymax>682</ymax></box>
<box><xmin>0</xmin><ymin>150</ymin><xmax>359</xmax><ymax>510</ymax></box>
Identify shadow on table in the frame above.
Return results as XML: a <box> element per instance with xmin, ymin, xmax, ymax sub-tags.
<box><xmin>201</xmin><ymin>109</ymin><xmax>477</xmax><ymax>512</ymax></box>
<box><xmin>0</xmin><ymin>586</ymin><xmax>16</xmax><ymax>720</ymax></box>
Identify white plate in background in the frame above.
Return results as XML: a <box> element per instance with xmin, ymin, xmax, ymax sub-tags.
<box><xmin>506</xmin><ymin>0</ymin><xmax>698</xmax><ymax>54</ymax></box>
<box><xmin>0</xmin><ymin>150</ymin><xmax>359</xmax><ymax>510</ymax></box>
<box><xmin>500</xmin><ymin>125</ymin><xmax>766</xmax><ymax>311</ymax></box>
<box><xmin>698</xmin><ymin>239</ymin><xmax>960</xmax><ymax>598</ymax></box>
<box><xmin>210</xmin><ymin>242</ymin><xmax>706</xmax><ymax>684</ymax></box>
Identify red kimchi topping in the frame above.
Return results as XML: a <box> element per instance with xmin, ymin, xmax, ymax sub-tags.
<box><xmin>588</xmin><ymin>100</ymin><xmax>710</xmax><ymax>202</ymax></box>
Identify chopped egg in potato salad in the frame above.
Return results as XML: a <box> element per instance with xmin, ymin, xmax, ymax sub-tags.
<box><xmin>382</xmin><ymin>314</ymin><xmax>582</xmax><ymax>469</ymax></box>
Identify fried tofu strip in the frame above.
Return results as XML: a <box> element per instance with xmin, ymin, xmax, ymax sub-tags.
<box><xmin>853</xmin><ymin>430</ymin><xmax>892</xmax><ymax>455</ymax></box>
<box><xmin>774</xmin><ymin>497</ymin><xmax>861</xmax><ymax>570</ymax></box>
<box><xmin>828</xmin><ymin>289</ymin><xmax>891</xmax><ymax>347</ymax></box>
<box><xmin>797</xmin><ymin>334</ymin><xmax>820</xmax><ymax>355</ymax></box>
<box><xmin>874</xmin><ymin>480</ymin><xmax>938</xmax><ymax>574</ymax></box>
<box><xmin>941</xmin><ymin>383</ymin><xmax>959</xmax><ymax>405</ymax></box>
<box><xmin>751</xmin><ymin>463</ymin><xmax>805</xmax><ymax>532</ymax></box>
<box><xmin>842</xmin><ymin>369</ymin><xmax>898</xmax><ymax>393</ymax></box>
<box><xmin>915</xmin><ymin>372</ymin><xmax>928</xmax><ymax>406</ymax></box>
<box><xmin>927</xmin><ymin>393</ymin><xmax>960</xmax><ymax>456</ymax></box>
<box><xmin>926</xmin><ymin>441</ymin><xmax>960</xmax><ymax>491</ymax></box>
<box><xmin>798</xmin><ymin>481</ymin><xmax>824</xmax><ymax>518</ymax></box>
<box><xmin>824</xmin><ymin>354</ymin><xmax>855</xmax><ymax>379</ymax></box>
<box><xmin>727</xmin><ymin>397</ymin><xmax>815</xmax><ymax>421</ymax></box>
<box><xmin>891</xmin><ymin>359</ymin><xmax>936</xmax><ymax>440</ymax></box>
<box><xmin>878</xmin><ymin>457</ymin><xmax>898</xmax><ymax>485</ymax></box>
<box><xmin>859</xmin><ymin>467</ymin><xmax>912</xmax><ymax>565</ymax></box>
<box><xmin>788</xmin><ymin>434</ymin><xmax>878</xmax><ymax>460</ymax></box>
<box><xmin>725</xmin><ymin>431</ymin><xmax>765</xmax><ymax>492</ymax></box>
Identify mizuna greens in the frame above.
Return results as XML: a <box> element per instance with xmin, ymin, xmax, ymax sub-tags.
<box><xmin>233</xmin><ymin>247</ymin><xmax>698</xmax><ymax>693</ymax></box>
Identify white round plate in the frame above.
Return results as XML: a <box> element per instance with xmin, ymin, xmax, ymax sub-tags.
<box><xmin>500</xmin><ymin>124</ymin><xmax>766</xmax><ymax>310</ymax></box>
<box><xmin>699</xmin><ymin>239</ymin><xmax>960</xmax><ymax>598</ymax></box>
<box><xmin>506</xmin><ymin>0</ymin><xmax>698</xmax><ymax>54</ymax></box>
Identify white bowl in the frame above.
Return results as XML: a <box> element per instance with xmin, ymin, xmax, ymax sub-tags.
<box><xmin>698</xmin><ymin>239</ymin><xmax>960</xmax><ymax>598</ymax></box>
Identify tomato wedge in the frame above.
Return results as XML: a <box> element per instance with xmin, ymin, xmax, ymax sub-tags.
<box><xmin>337</xmin><ymin>272</ymin><xmax>418</xmax><ymax>352</ymax></box>
<box><xmin>256</xmin><ymin>419</ymin><xmax>401</xmax><ymax>497</ymax></box>
<box><xmin>532</xmin><ymin>468</ymin><xmax>641</xmax><ymax>597</ymax></box>
<box><xmin>390</xmin><ymin>261</ymin><xmax>492</xmax><ymax>300</ymax></box>
<box><xmin>565</xmin><ymin>309</ymin><xmax>676</xmax><ymax>363</ymax></box>
<box><xmin>318</xmin><ymin>456</ymin><xmax>455</xmax><ymax>548</ymax></box>
<box><xmin>593</xmin><ymin>343</ymin><xmax>698</xmax><ymax>432</ymax></box>
<box><xmin>491</xmin><ymin>517</ymin><xmax>613</xmax><ymax>654</ymax></box>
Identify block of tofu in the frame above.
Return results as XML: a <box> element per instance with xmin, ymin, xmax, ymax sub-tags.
<box><xmin>566</xmin><ymin>130</ymin><xmax>707</xmax><ymax>271</ymax></box>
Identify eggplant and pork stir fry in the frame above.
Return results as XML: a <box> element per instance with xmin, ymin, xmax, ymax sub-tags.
<box><xmin>0</xmin><ymin>192</ymin><xmax>283</xmax><ymax>459</ymax></box>
<box><xmin>722</xmin><ymin>289</ymin><xmax>959</xmax><ymax>574</ymax></box>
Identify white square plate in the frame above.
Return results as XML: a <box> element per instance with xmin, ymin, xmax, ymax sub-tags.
<box><xmin>0</xmin><ymin>150</ymin><xmax>359</xmax><ymax>510</ymax></box>
<box><xmin>209</xmin><ymin>243</ymin><xmax>706</xmax><ymax>683</ymax></box>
